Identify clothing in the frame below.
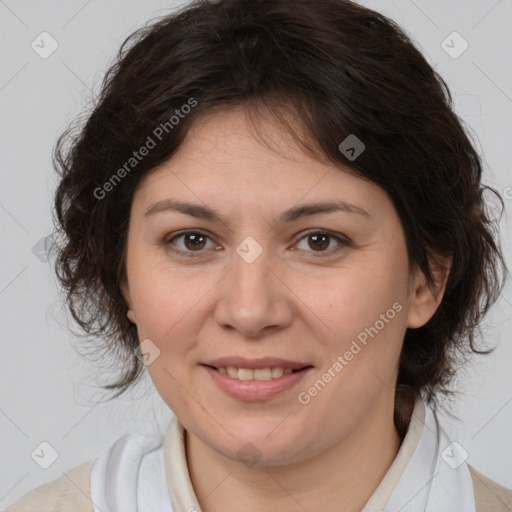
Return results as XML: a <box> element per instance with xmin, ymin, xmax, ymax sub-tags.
<box><xmin>6</xmin><ymin>395</ymin><xmax>512</xmax><ymax>511</ymax></box>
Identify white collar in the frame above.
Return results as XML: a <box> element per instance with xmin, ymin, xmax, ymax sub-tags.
<box><xmin>382</xmin><ymin>395</ymin><xmax>476</xmax><ymax>511</ymax></box>
<box><xmin>90</xmin><ymin>394</ymin><xmax>476</xmax><ymax>511</ymax></box>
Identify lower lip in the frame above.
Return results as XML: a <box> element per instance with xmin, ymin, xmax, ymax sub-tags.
<box><xmin>203</xmin><ymin>365</ymin><xmax>312</xmax><ymax>401</ymax></box>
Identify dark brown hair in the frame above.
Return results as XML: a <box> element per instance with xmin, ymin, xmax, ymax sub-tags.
<box><xmin>52</xmin><ymin>0</ymin><xmax>507</xmax><ymax>430</ymax></box>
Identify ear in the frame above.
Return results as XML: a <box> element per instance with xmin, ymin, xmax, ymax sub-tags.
<box><xmin>120</xmin><ymin>279</ymin><xmax>137</xmax><ymax>324</ymax></box>
<box><xmin>407</xmin><ymin>255</ymin><xmax>452</xmax><ymax>329</ymax></box>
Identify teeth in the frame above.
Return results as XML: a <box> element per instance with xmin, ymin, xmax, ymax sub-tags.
<box><xmin>217</xmin><ymin>366</ymin><xmax>297</xmax><ymax>380</ymax></box>
<box><xmin>227</xmin><ymin>366</ymin><xmax>238</xmax><ymax>378</ymax></box>
<box><xmin>271</xmin><ymin>367</ymin><xmax>284</xmax><ymax>378</ymax></box>
<box><xmin>238</xmin><ymin>368</ymin><xmax>254</xmax><ymax>381</ymax></box>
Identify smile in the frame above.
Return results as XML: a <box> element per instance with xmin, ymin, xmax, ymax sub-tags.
<box><xmin>201</xmin><ymin>362</ymin><xmax>313</xmax><ymax>401</ymax></box>
<box><xmin>209</xmin><ymin>366</ymin><xmax>301</xmax><ymax>380</ymax></box>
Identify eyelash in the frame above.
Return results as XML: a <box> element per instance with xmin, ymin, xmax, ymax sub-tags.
<box><xmin>163</xmin><ymin>229</ymin><xmax>351</xmax><ymax>258</ymax></box>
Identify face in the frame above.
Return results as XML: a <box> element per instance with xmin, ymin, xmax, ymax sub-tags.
<box><xmin>121</xmin><ymin>106</ymin><xmax>443</xmax><ymax>467</ymax></box>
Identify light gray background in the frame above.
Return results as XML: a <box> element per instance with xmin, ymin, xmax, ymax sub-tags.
<box><xmin>1</xmin><ymin>0</ymin><xmax>511</xmax><ymax>508</ymax></box>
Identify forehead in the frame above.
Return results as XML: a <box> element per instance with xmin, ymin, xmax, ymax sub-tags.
<box><xmin>130</xmin><ymin>107</ymin><xmax>393</xmax><ymax>227</ymax></box>
<box><xmin>139</xmin><ymin>107</ymin><xmax>368</xmax><ymax>192</ymax></box>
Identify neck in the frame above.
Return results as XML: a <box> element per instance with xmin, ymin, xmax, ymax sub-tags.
<box><xmin>185</xmin><ymin>395</ymin><xmax>403</xmax><ymax>512</ymax></box>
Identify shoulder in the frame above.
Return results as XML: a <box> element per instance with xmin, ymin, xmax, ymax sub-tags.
<box><xmin>5</xmin><ymin>459</ymin><xmax>95</xmax><ymax>512</ymax></box>
<box><xmin>469</xmin><ymin>464</ymin><xmax>512</xmax><ymax>512</ymax></box>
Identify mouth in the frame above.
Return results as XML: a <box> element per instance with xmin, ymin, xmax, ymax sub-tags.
<box><xmin>200</xmin><ymin>358</ymin><xmax>314</xmax><ymax>401</ymax></box>
<box><xmin>203</xmin><ymin>365</ymin><xmax>311</xmax><ymax>381</ymax></box>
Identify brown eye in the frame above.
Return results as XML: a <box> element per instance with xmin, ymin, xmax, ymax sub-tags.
<box><xmin>165</xmin><ymin>231</ymin><xmax>217</xmax><ymax>257</ymax></box>
<box><xmin>182</xmin><ymin>233</ymin><xmax>207</xmax><ymax>251</ymax></box>
<box><xmin>295</xmin><ymin>230</ymin><xmax>350</xmax><ymax>255</ymax></box>
<box><xmin>308</xmin><ymin>233</ymin><xmax>330</xmax><ymax>251</ymax></box>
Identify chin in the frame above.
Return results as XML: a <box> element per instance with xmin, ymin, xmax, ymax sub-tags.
<box><xmin>209</xmin><ymin>417</ymin><xmax>312</xmax><ymax>466</ymax></box>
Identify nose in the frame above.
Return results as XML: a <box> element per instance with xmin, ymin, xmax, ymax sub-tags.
<box><xmin>213</xmin><ymin>243</ymin><xmax>294</xmax><ymax>338</ymax></box>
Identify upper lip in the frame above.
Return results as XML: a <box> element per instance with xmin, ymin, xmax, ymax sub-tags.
<box><xmin>202</xmin><ymin>357</ymin><xmax>311</xmax><ymax>370</ymax></box>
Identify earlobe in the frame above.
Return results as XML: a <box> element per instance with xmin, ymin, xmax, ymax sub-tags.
<box><xmin>120</xmin><ymin>280</ymin><xmax>137</xmax><ymax>324</ymax></box>
<box><xmin>406</xmin><ymin>257</ymin><xmax>452</xmax><ymax>329</ymax></box>
<box><xmin>406</xmin><ymin>276</ymin><xmax>436</xmax><ymax>329</ymax></box>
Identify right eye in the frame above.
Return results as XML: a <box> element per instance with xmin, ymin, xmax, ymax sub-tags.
<box><xmin>164</xmin><ymin>230</ymin><xmax>221</xmax><ymax>257</ymax></box>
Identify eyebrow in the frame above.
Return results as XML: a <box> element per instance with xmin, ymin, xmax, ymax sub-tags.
<box><xmin>143</xmin><ymin>198</ymin><xmax>370</xmax><ymax>225</ymax></box>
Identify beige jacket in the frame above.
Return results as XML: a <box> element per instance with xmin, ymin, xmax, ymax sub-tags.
<box><xmin>5</xmin><ymin>459</ymin><xmax>512</xmax><ymax>511</ymax></box>
<box><xmin>6</xmin><ymin>405</ymin><xmax>512</xmax><ymax>512</ymax></box>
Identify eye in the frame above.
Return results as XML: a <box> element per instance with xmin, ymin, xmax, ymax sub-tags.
<box><xmin>163</xmin><ymin>229</ymin><xmax>350</xmax><ymax>258</ymax></box>
<box><xmin>293</xmin><ymin>230</ymin><xmax>350</xmax><ymax>255</ymax></box>
<box><xmin>164</xmin><ymin>230</ymin><xmax>220</xmax><ymax>257</ymax></box>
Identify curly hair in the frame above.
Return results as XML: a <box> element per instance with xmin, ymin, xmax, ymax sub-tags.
<box><xmin>51</xmin><ymin>0</ymin><xmax>507</xmax><ymax>431</ymax></box>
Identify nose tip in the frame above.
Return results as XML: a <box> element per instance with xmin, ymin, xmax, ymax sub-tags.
<box><xmin>213</xmin><ymin>243</ymin><xmax>293</xmax><ymax>337</ymax></box>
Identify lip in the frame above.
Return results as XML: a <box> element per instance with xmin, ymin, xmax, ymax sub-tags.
<box><xmin>202</xmin><ymin>363</ymin><xmax>313</xmax><ymax>401</ymax></box>
<box><xmin>202</xmin><ymin>356</ymin><xmax>310</xmax><ymax>370</ymax></box>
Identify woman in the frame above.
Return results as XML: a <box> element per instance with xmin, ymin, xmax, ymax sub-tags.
<box><xmin>7</xmin><ymin>0</ymin><xmax>511</xmax><ymax>510</ymax></box>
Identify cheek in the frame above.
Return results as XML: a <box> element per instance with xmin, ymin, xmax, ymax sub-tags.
<box><xmin>302</xmin><ymin>262</ymin><xmax>408</xmax><ymax>411</ymax></box>
<box><xmin>128</xmin><ymin>260</ymin><xmax>213</xmax><ymax>340</ymax></box>
<box><xmin>301</xmin><ymin>271</ymin><xmax>407</xmax><ymax>413</ymax></box>
<box><xmin>129</xmin><ymin>268</ymin><xmax>205</xmax><ymax>407</ymax></box>
<box><xmin>316</xmin><ymin>263</ymin><xmax>408</xmax><ymax>343</ymax></box>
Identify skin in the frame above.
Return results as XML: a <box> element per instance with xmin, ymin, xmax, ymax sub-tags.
<box><xmin>121</xmin><ymin>106</ymin><xmax>450</xmax><ymax>512</ymax></box>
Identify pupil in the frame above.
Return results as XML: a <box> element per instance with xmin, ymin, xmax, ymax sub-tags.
<box><xmin>186</xmin><ymin>234</ymin><xmax>206</xmax><ymax>250</ymax></box>
<box><xmin>310</xmin><ymin>234</ymin><xmax>329</xmax><ymax>251</ymax></box>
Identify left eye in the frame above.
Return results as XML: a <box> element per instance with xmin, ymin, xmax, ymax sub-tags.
<box><xmin>294</xmin><ymin>231</ymin><xmax>349</xmax><ymax>254</ymax></box>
